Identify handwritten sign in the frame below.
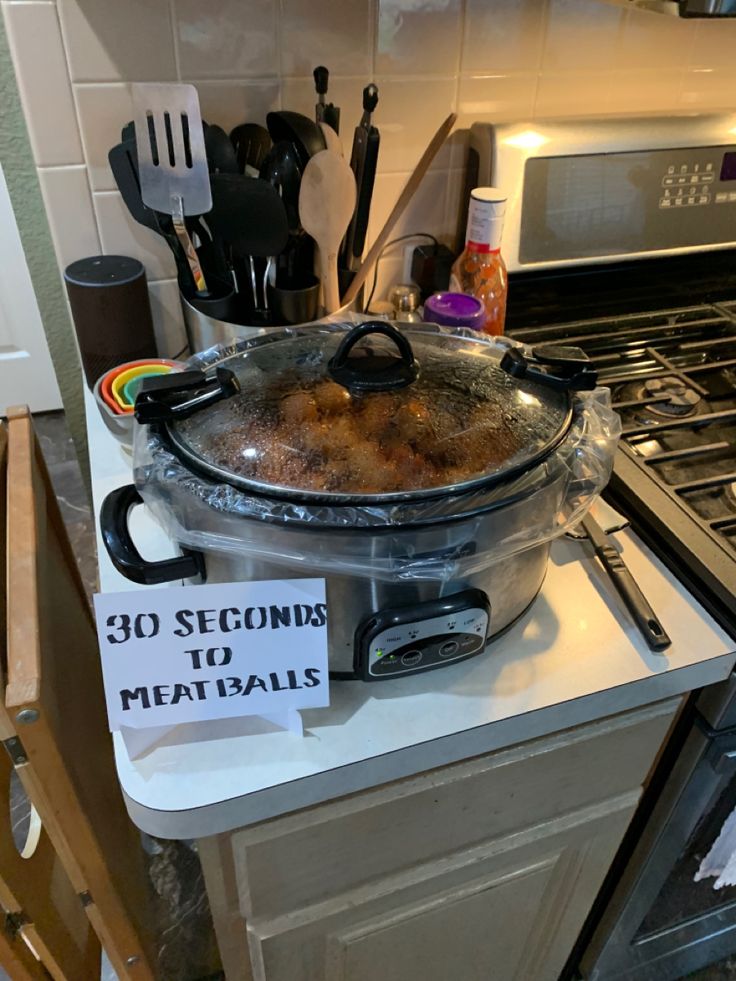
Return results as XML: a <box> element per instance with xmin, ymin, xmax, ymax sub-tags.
<box><xmin>93</xmin><ymin>579</ymin><xmax>329</xmax><ymax>730</ymax></box>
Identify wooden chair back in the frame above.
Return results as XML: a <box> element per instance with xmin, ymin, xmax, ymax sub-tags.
<box><xmin>0</xmin><ymin>420</ymin><xmax>99</xmax><ymax>980</ymax></box>
<box><xmin>4</xmin><ymin>407</ymin><xmax>157</xmax><ymax>980</ymax></box>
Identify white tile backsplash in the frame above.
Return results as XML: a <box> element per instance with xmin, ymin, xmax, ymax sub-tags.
<box><xmin>75</xmin><ymin>82</ymin><xmax>133</xmax><ymax>190</ymax></box>
<box><xmin>690</xmin><ymin>18</ymin><xmax>736</xmax><ymax>69</ymax></box>
<box><xmin>192</xmin><ymin>80</ymin><xmax>281</xmax><ymax>133</ymax></box>
<box><xmin>280</xmin><ymin>0</ymin><xmax>373</xmax><ymax>77</ymax></box>
<box><xmin>366</xmin><ymin>169</ymin><xmax>450</xmax><ymax>249</ymax></box>
<box><xmin>148</xmin><ymin>278</ymin><xmax>187</xmax><ymax>356</ymax></box>
<box><xmin>679</xmin><ymin>67</ymin><xmax>736</xmax><ymax>109</ymax></box>
<box><xmin>372</xmin><ymin>76</ymin><xmax>456</xmax><ymax>172</ymax></box>
<box><xmin>615</xmin><ymin>9</ymin><xmax>695</xmax><ymax>71</ymax></box>
<box><xmin>175</xmin><ymin>0</ymin><xmax>278</xmax><ymax>79</ymax></box>
<box><xmin>376</xmin><ymin>0</ymin><xmax>463</xmax><ymax>77</ymax></box>
<box><xmin>37</xmin><ymin>165</ymin><xmax>100</xmax><ymax>271</ymax></box>
<box><xmin>5</xmin><ymin>0</ymin><xmax>736</xmax><ymax>320</ymax></box>
<box><xmin>462</xmin><ymin>0</ymin><xmax>546</xmax><ymax>74</ymax></box>
<box><xmin>535</xmin><ymin>70</ymin><xmax>611</xmax><ymax>117</ymax></box>
<box><xmin>3</xmin><ymin>1</ymin><xmax>83</xmax><ymax>166</ymax></box>
<box><xmin>604</xmin><ymin>68</ymin><xmax>682</xmax><ymax>114</ymax></box>
<box><xmin>542</xmin><ymin>0</ymin><xmax>623</xmax><ymax>72</ymax></box>
<box><xmin>94</xmin><ymin>191</ymin><xmax>178</xmax><ymax>281</ymax></box>
<box><xmin>57</xmin><ymin>0</ymin><xmax>176</xmax><ymax>82</ymax></box>
<box><xmin>456</xmin><ymin>74</ymin><xmax>537</xmax><ymax>129</ymax></box>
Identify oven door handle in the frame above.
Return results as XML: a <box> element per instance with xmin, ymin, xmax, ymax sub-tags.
<box><xmin>101</xmin><ymin>484</ymin><xmax>206</xmax><ymax>586</ymax></box>
<box><xmin>695</xmin><ymin>714</ymin><xmax>736</xmax><ymax>773</ymax></box>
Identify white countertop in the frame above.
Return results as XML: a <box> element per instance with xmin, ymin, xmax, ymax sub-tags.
<box><xmin>86</xmin><ymin>387</ymin><xmax>736</xmax><ymax>839</ymax></box>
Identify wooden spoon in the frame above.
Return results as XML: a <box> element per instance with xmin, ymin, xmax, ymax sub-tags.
<box><xmin>319</xmin><ymin>122</ymin><xmax>343</xmax><ymax>156</ymax></box>
<box><xmin>299</xmin><ymin>149</ymin><xmax>356</xmax><ymax>313</ymax></box>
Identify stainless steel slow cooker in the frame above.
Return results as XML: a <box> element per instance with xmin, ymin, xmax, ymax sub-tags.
<box><xmin>101</xmin><ymin>321</ymin><xmax>620</xmax><ymax>680</ymax></box>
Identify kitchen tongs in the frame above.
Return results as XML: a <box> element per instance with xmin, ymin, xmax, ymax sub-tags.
<box><xmin>581</xmin><ymin>512</ymin><xmax>672</xmax><ymax>652</ymax></box>
<box><xmin>340</xmin><ymin>84</ymin><xmax>379</xmax><ymax>274</ymax></box>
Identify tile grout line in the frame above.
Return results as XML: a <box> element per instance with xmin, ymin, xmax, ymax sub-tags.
<box><xmin>52</xmin><ymin>0</ymin><xmax>103</xmax><ymax>253</ymax></box>
<box><xmin>275</xmin><ymin>0</ymin><xmax>284</xmax><ymax>110</ymax></box>
<box><xmin>168</xmin><ymin>0</ymin><xmax>182</xmax><ymax>82</ymax></box>
<box><xmin>532</xmin><ymin>0</ymin><xmax>551</xmax><ymax>119</ymax></box>
<box><xmin>370</xmin><ymin>0</ymin><xmax>377</xmax><ymax>78</ymax></box>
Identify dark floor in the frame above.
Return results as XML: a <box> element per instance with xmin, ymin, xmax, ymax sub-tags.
<box><xmin>28</xmin><ymin>411</ymin><xmax>223</xmax><ymax>981</ymax></box>
<box><xmin>34</xmin><ymin>410</ymin><xmax>98</xmax><ymax>599</ymax></box>
<box><xmin>688</xmin><ymin>959</ymin><xmax>736</xmax><ymax>979</ymax></box>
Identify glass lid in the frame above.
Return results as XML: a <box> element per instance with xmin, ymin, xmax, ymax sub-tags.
<box><xmin>136</xmin><ymin>322</ymin><xmax>593</xmax><ymax>502</ymax></box>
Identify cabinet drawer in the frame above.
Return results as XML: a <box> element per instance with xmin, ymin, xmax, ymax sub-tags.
<box><xmin>233</xmin><ymin>698</ymin><xmax>678</xmax><ymax>920</ymax></box>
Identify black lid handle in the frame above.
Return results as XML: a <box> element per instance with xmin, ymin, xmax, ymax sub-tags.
<box><xmin>328</xmin><ymin>321</ymin><xmax>418</xmax><ymax>393</ymax></box>
<box><xmin>134</xmin><ymin>367</ymin><xmax>240</xmax><ymax>422</ymax></box>
<box><xmin>500</xmin><ymin>345</ymin><xmax>598</xmax><ymax>392</ymax></box>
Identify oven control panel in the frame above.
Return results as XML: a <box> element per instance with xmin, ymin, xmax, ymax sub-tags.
<box><xmin>354</xmin><ymin>589</ymin><xmax>490</xmax><ymax>682</ymax></box>
<box><xmin>659</xmin><ymin>159</ymin><xmax>716</xmax><ymax>209</ymax></box>
<box><xmin>519</xmin><ymin>143</ymin><xmax>736</xmax><ymax>265</ymax></box>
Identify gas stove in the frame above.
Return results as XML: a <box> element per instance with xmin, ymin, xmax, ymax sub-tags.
<box><xmin>480</xmin><ymin>111</ymin><xmax>736</xmax><ymax>979</ymax></box>
<box><xmin>471</xmin><ymin>112</ymin><xmax>736</xmax><ymax>636</ymax></box>
<box><xmin>510</xmin><ymin>302</ymin><xmax>736</xmax><ymax>633</ymax></box>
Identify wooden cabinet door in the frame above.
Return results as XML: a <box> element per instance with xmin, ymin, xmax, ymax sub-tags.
<box><xmin>247</xmin><ymin>790</ymin><xmax>640</xmax><ymax>981</ymax></box>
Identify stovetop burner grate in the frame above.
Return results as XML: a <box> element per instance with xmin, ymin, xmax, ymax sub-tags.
<box><xmin>511</xmin><ymin>304</ymin><xmax>736</xmax><ymax>581</ymax></box>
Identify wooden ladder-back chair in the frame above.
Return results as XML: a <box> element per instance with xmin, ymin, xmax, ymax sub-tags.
<box><xmin>4</xmin><ymin>406</ymin><xmax>158</xmax><ymax>980</ymax></box>
<box><xmin>0</xmin><ymin>419</ymin><xmax>100</xmax><ymax>979</ymax></box>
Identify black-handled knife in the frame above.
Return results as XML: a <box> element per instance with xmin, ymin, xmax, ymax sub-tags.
<box><xmin>581</xmin><ymin>513</ymin><xmax>671</xmax><ymax>652</ymax></box>
<box><xmin>340</xmin><ymin>83</ymin><xmax>380</xmax><ymax>275</ymax></box>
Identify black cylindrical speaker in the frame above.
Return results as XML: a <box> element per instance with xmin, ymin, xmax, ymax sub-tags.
<box><xmin>64</xmin><ymin>255</ymin><xmax>158</xmax><ymax>388</ymax></box>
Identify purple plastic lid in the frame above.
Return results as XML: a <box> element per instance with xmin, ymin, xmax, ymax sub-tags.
<box><xmin>423</xmin><ymin>292</ymin><xmax>485</xmax><ymax>329</ymax></box>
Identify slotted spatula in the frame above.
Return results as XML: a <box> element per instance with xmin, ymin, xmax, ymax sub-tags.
<box><xmin>132</xmin><ymin>83</ymin><xmax>211</xmax><ymax>294</ymax></box>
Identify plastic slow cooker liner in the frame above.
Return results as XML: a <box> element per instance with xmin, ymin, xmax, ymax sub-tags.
<box><xmin>164</xmin><ymin>321</ymin><xmax>573</xmax><ymax>499</ymax></box>
<box><xmin>132</xmin><ymin>327</ymin><xmax>621</xmax><ymax>583</ymax></box>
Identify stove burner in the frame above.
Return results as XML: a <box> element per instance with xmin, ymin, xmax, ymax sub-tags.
<box><xmin>642</xmin><ymin>377</ymin><xmax>702</xmax><ymax>417</ymax></box>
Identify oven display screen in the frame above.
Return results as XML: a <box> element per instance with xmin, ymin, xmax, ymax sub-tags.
<box><xmin>520</xmin><ymin>145</ymin><xmax>736</xmax><ymax>265</ymax></box>
<box><xmin>720</xmin><ymin>152</ymin><xmax>736</xmax><ymax>182</ymax></box>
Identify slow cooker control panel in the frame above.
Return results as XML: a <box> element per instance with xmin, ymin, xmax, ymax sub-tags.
<box><xmin>355</xmin><ymin>589</ymin><xmax>491</xmax><ymax>681</ymax></box>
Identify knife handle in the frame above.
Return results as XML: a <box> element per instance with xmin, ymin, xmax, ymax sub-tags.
<box><xmin>595</xmin><ymin>541</ymin><xmax>672</xmax><ymax>651</ymax></box>
<box><xmin>314</xmin><ymin>65</ymin><xmax>328</xmax><ymax>96</ymax></box>
<box><xmin>351</xmin><ymin>129</ymin><xmax>379</xmax><ymax>260</ymax></box>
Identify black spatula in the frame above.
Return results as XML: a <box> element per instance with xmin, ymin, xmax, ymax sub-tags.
<box><xmin>108</xmin><ymin>140</ymin><xmax>195</xmax><ymax>290</ymax></box>
<box><xmin>230</xmin><ymin>123</ymin><xmax>271</xmax><ymax>175</ymax></box>
<box><xmin>209</xmin><ymin>174</ymin><xmax>289</xmax><ymax>318</ymax></box>
<box><xmin>205</xmin><ymin>124</ymin><xmax>239</xmax><ymax>175</ymax></box>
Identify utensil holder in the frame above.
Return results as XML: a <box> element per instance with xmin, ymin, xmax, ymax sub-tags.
<box><xmin>180</xmin><ymin>289</ymin><xmax>360</xmax><ymax>353</ymax></box>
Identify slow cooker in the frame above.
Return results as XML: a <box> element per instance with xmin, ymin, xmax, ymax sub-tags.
<box><xmin>101</xmin><ymin>320</ymin><xmax>620</xmax><ymax>680</ymax></box>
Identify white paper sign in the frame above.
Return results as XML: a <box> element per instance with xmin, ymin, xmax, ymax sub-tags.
<box><xmin>93</xmin><ymin>579</ymin><xmax>329</xmax><ymax>730</ymax></box>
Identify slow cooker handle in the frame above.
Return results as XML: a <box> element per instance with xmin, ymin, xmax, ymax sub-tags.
<box><xmin>328</xmin><ymin>321</ymin><xmax>418</xmax><ymax>392</ymax></box>
<box><xmin>100</xmin><ymin>484</ymin><xmax>206</xmax><ymax>586</ymax></box>
<box><xmin>500</xmin><ymin>346</ymin><xmax>598</xmax><ymax>391</ymax></box>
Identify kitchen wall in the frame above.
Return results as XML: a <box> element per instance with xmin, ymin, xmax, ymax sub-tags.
<box><xmin>0</xmin><ymin>9</ymin><xmax>88</xmax><ymax>485</ymax></box>
<box><xmin>4</xmin><ymin>0</ymin><xmax>736</xmax><ymax>358</ymax></box>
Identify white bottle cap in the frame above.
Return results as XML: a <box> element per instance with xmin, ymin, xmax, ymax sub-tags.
<box><xmin>466</xmin><ymin>187</ymin><xmax>507</xmax><ymax>252</ymax></box>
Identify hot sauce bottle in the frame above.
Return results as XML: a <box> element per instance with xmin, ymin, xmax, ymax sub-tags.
<box><xmin>449</xmin><ymin>187</ymin><xmax>508</xmax><ymax>336</ymax></box>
